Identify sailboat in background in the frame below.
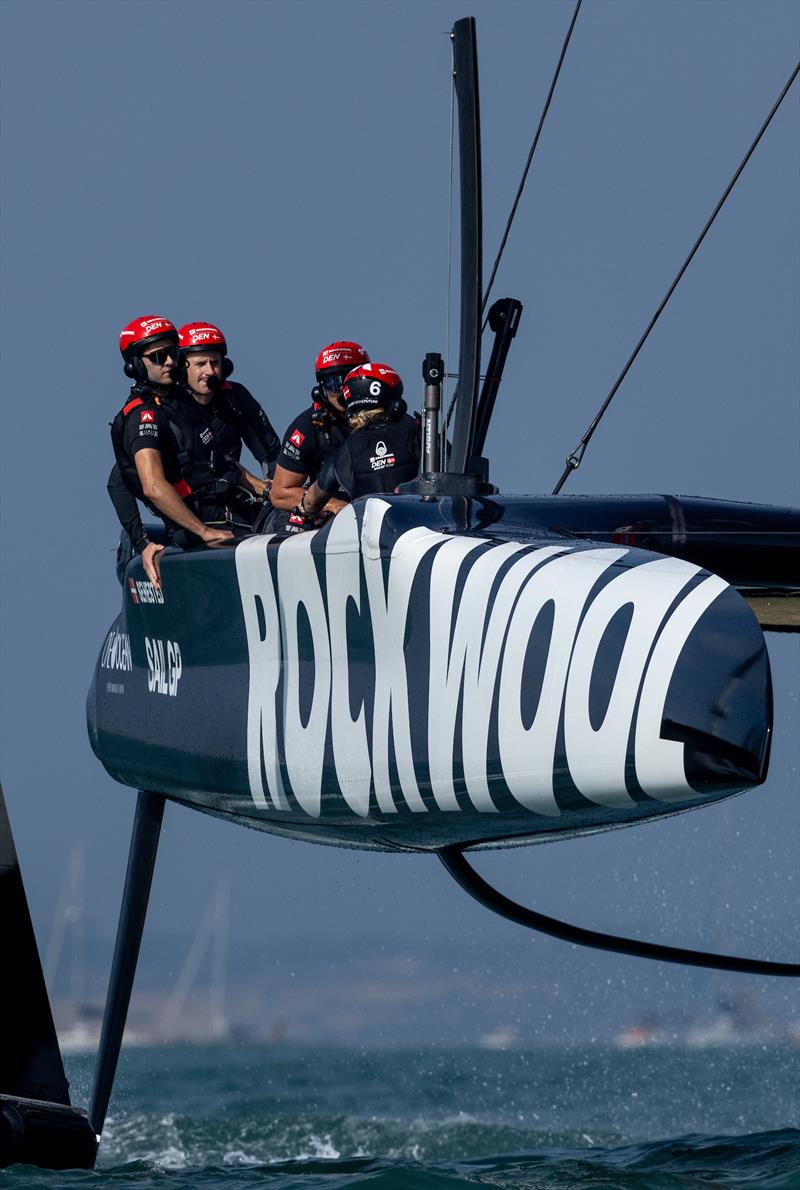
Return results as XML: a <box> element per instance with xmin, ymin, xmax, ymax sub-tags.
<box><xmin>45</xmin><ymin>849</ymin><xmax>233</xmax><ymax>1051</ymax></box>
<box><xmin>44</xmin><ymin>843</ymin><xmax>104</xmax><ymax>1055</ymax></box>
<box><xmin>159</xmin><ymin>874</ymin><xmax>231</xmax><ymax>1043</ymax></box>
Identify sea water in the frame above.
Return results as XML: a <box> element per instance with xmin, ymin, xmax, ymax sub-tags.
<box><xmin>3</xmin><ymin>1043</ymin><xmax>798</xmax><ymax>1188</ymax></box>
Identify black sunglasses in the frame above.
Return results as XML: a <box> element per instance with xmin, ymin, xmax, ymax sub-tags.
<box><xmin>320</xmin><ymin>372</ymin><xmax>347</xmax><ymax>394</ymax></box>
<box><xmin>142</xmin><ymin>346</ymin><xmax>178</xmax><ymax>366</ymax></box>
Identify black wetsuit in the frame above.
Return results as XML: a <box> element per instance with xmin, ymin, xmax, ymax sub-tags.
<box><xmin>316</xmin><ymin>413</ymin><xmax>420</xmax><ymax>500</ymax></box>
<box><xmin>275</xmin><ymin>402</ymin><xmax>349</xmax><ymax>483</ymax></box>
<box><xmin>203</xmin><ymin>380</ymin><xmax>281</xmax><ymax>475</ymax></box>
<box><xmin>261</xmin><ymin>400</ymin><xmax>350</xmax><ymax>533</ymax></box>
<box><xmin>108</xmin><ymin>380</ymin><xmax>280</xmax><ymax>558</ymax></box>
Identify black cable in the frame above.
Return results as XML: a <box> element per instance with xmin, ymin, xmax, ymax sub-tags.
<box><xmin>553</xmin><ymin>59</ymin><xmax>800</xmax><ymax>496</ymax></box>
<box><xmin>481</xmin><ymin>0</ymin><xmax>582</xmax><ymax>326</ymax></box>
<box><xmin>439</xmin><ymin>846</ymin><xmax>800</xmax><ymax>976</ymax></box>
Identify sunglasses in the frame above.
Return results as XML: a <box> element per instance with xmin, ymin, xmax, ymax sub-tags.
<box><xmin>320</xmin><ymin>373</ymin><xmax>347</xmax><ymax>394</ymax></box>
<box><xmin>142</xmin><ymin>346</ymin><xmax>178</xmax><ymax>366</ymax></box>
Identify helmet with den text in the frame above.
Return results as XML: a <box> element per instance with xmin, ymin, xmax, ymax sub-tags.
<box><xmin>314</xmin><ymin>341</ymin><xmax>370</xmax><ymax>401</ymax></box>
<box><xmin>178</xmin><ymin>322</ymin><xmax>233</xmax><ymax>378</ymax></box>
<box><xmin>119</xmin><ymin>315</ymin><xmax>178</xmax><ymax>381</ymax></box>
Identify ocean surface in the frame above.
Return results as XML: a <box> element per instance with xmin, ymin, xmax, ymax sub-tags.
<box><xmin>3</xmin><ymin>1043</ymin><xmax>798</xmax><ymax>1189</ymax></box>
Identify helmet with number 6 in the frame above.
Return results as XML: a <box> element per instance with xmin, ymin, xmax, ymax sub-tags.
<box><xmin>342</xmin><ymin>363</ymin><xmax>403</xmax><ymax>417</ymax></box>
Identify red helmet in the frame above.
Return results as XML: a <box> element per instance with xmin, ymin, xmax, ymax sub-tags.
<box><xmin>315</xmin><ymin>340</ymin><xmax>370</xmax><ymax>381</ymax></box>
<box><xmin>178</xmin><ymin>322</ymin><xmax>228</xmax><ymax>355</ymax></box>
<box><xmin>119</xmin><ymin>315</ymin><xmax>178</xmax><ymax>360</ymax></box>
<box><xmin>342</xmin><ymin>363</ymin><xmax>404</xmax><ymax>416</ymax></box>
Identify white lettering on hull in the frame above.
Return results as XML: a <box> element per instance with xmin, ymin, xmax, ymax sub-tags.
<box><xmin>100</xmin><ymin>628</ymin><xmax>133</xmax><ymax>672</ymax></box>
<box><xmin>236</xmin><ymin>500</ymin><xmax>728</xmax><ymax>820</ymax></box>
<box><xmin>145</xmin><ymin>636</ymin><xmax>182</xmax><ymax>697</ymax></box>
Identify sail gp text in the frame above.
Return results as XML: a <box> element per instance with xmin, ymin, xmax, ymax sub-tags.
<box><xmin>145</xmin><ymin>637</ymin><xmax>182</xmax><ymax>697</ymax></box>
<box><xmin>235</xmin><ymin>500</ymin><xmax>729</xmax><ymax>820</ymax></box>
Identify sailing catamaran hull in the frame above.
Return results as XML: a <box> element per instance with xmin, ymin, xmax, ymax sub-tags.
<box><xmin>87</xmin><ymin>493</ymin><xmax>779</xmax><ymax>853</ymax></box>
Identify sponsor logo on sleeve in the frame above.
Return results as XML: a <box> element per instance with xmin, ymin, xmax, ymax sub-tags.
<box><xmin>140</xmin><ymin>410</ymin><xmax>155</xmax><ymax>423</ymax></box>
<box><xmin>289</xmin><ymin>429</ymin><xmax>305</xmax><ymax>448</ymax></box>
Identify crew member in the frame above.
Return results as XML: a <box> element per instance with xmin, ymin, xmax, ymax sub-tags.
<box><xmin>176</xmin><ymin>320</ymin><xmax>280</xmax><ymax>496</ymax></box>
<box><xmin>300</xmin><ymin>363</ymin><xmax>419</xmax><ymax>520</ymax></box>
<box><xmin>107</xmin><ymin>315</ymin><xmax>234</xmax><ymax>583</ymax></box>
<box><xmin>264</xmin><ymin>340</ymin><xmax>370</xmax><ymax>531</ymax></box>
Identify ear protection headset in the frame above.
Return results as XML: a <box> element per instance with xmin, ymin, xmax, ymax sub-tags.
<box><xmin>119</xmin><ymin>316</ymin><xmax>179</xmax><ymax>385</ymax></box>
<box><xmin>123</xmin><ymin>355</ymin><xmax>147</xmax><ymax>383</ymax></box>
<box><xmin>177</xmin><ymin>323</ymin><xmax>233</xmax><ymax>384</ymax></box>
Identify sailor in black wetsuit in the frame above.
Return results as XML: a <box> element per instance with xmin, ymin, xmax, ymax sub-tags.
<box><xmin>299</xmin><ymin>363</ymin><xmax>419</xmax><ymax>522</ymax></box>
<box><xmin>109</xmin><ymin>319</ymin><xmax>280</xmax><ymax>583</ymax></box>
<box><xmin>264</xmin><ymin>340</ymin><xmax>370</xmax><ymax>533</ymax></box>
<box><xmin>108</xmin><ymin>315</ymin><xmax>236</xmax><ymax>583</ymax></box>
<box><xmin>176</xmin><ymin>320</ymin><xmax>280</xmax><ymax>494</ymax></box>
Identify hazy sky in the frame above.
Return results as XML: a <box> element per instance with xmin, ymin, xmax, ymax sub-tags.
<box><xmin>1</xmin><ymin>0</ymin><xmax>798</xmax><ymax>1043</ymax></box>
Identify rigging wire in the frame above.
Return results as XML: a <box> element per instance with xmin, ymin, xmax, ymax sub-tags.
<box><xmin>553</xmin><ymin>58</ymin><xmax>800</xmax><ymax>496</ymax></box>
<box><xmin>481</xmin><ymin>0</ymin><xmax>582</xmax><ymax>327</ymax></box>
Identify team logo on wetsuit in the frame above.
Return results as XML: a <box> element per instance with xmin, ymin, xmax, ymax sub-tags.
<box><xmin>289</xmin><ymin>429</ymin><xmax>305</xmax><ymax>448</ymax></box>
<box><xmin>370</xmin><ymin>441</ymin><xmax>396</xmax><ymax>471</ymax></box>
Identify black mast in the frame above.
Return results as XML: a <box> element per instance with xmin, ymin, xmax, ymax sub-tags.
<box><xmin>447</xmin><ymin>16</ymin><xmax>483</xmax><ymax>477</ymax></box>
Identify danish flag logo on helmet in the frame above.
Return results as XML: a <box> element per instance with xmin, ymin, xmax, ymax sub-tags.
<box><xmin>315</xmin><ymin>340</ymin><xmax>370</xmax><ymax>379</ymax></box>
<box><xmin>178</xmin><ymin>322</ymin><xmax>228</xmax><ymax>354</ymax></box>
<box><xmin>119</xmin><ymin>314</ymin><xmax>178</xmax><ymax>358</ymax></box>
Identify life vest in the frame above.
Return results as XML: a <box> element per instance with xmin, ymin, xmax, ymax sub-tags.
<box><xmin>220</xmin><ymin>381</ymin><xmax>280</xmax><ymax>468</ymax></box>
<box><xmin>110</xmin><ymin>387</ymin><xmax>239</xmax><ymax>507</ymax></box>
<box><xmin>343</xmin><ymin>415</ymin><xmax>420</xmax><ymax>497</ymax></box>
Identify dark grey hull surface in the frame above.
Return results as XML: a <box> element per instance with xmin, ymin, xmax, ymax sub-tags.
<box><xmin>87</xmin><ymin>494</ymin><xmax>794</xmax><ymax>852</ymax></box>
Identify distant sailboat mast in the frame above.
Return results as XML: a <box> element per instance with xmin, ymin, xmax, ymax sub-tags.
<box><xmin>160</xmin><ymin>873</ymin><xmax>231</xmax><ymax>1041</ymax></box>
<box><xmin>44</xmin><ymin>841</ymin><xmax>87</xmax><ymax>1016</ymax></box>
